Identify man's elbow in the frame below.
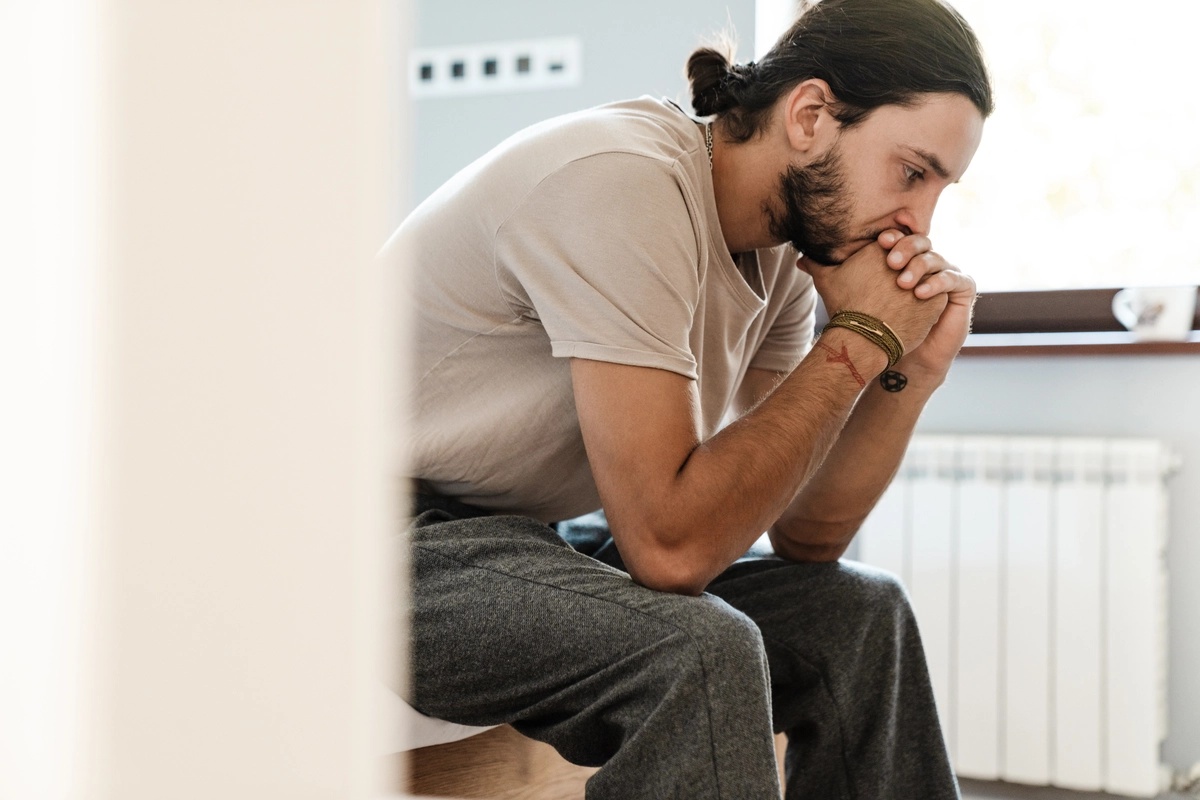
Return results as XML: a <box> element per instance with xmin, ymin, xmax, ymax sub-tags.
<box><xmin>616</xmin><ymin>527</ymin><xmax>710</xmax><ymax>596</ymax></box>
<box><xmin>768</xmin><ymin>521</ymin><xmax>856</xmax><ymax>563</ymax></box>
<box><xmin>627</xmin><ymin>560</ymin><xmax>708</xmax><ymax>596</ymax></box>
<box><xmin>777</xmin><ymin>540</ymin><xmax>849</xmax><ymax>563</ymax></box>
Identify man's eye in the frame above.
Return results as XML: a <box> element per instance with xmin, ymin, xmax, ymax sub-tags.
<box><xmin>903</xmin><ymin>165</ymin><xmax>924</xmax><ymax>184</ymax></box>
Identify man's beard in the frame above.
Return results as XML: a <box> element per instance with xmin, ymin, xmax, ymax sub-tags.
<box><xmin>766</xmin><ymin>144</ymin><xmax>857</xmax><ymax>267</ymax></box>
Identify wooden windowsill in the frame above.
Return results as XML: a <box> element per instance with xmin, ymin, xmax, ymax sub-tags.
<box><xmin>960</xmin><ymin>331</ymin><xmax>1200</xmax><ymax>357</ymax></box>
<box><xmin>815</xmin><ymin>287</ymin><xmax>1199</xmax><ymax>356</ymax></box>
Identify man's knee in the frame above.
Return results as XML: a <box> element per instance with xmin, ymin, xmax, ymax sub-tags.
<box><xmin>697</xmin><ymin>594</ymin><xmax>766</xmax><ymax>647</ymax></box>
<box><xmin>834</xmin><ymin>560</ymin><xmax>918</xmax><ymax>632</ymax></box>
<box><xmin>844</xmin><ymin>559</ymin><xmax>907</xmax><ymax>596</ymax></box>
<box><xmin>659</xmin><ymin>594</ymin><xmax>770</xmax><ymax>684</ymax></box>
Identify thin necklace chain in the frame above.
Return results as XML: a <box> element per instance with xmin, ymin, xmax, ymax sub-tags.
<box><xmin>704</xmin><ymin>122</ymin><xmax>713</xmax><ymax>168</ymax></box>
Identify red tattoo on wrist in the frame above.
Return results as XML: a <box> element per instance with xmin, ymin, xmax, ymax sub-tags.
<box><xmin>814</xmin><ymin>340</ymin><xmax>866</xmax><ymax>388</ymax></box>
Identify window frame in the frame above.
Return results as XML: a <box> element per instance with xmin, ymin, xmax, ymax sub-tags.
<box><xmin>962</xmin><ymin>288</ymin><xmax>1200</xmax><ymax>357</ymax></box>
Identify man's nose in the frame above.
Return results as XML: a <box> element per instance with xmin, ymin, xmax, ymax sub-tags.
<box><xmin>894</xmin><ymin>196</ymin><xmax>938</xmax><ymax>237</ymax></box>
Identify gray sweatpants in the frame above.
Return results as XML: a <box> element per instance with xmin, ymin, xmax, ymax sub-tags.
<box><xmin>405</xmin><ymin>498</ymin><xmax>958</xmax><ymax>800</ymax></box>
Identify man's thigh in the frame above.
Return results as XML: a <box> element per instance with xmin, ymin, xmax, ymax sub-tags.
<box><xmin>704</xmin><ymin>555</ymin><xmax>912</xmax><ymax>693</ymax></box>
<box><xmin>406</xmin><ymin>508</ymin><xmax>762</xmax><ymax>730</ymax></box>
<box><xmin>706</xmin><ymin>556</ymin><xmax>954</xmax><ymax>799</ymax></box>
<box><xmin>706</xmin><ymin>555</ymin><xmax>907</xmax><ymax>641</ymax></box>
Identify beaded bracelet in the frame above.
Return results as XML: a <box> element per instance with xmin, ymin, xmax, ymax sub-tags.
<box><xmin>821</xmin><ymin>310</ymin><xmax>905</xmax><ymax>368</ymax></box>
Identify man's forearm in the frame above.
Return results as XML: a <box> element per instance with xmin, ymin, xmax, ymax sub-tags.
<box><xmin>768</xmin><ymin>366</ymin><xmax>943</xmax><ymax>561</ymax></box>
<box><xmin>576</xmin><ymin>326</ymin><xmax>890</xmax><ymax>594</ymax></box>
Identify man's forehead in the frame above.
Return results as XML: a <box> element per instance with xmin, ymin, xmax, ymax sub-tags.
<box><xmin>859</xmin><ymin>96</ymin><xmax>984</xmax><ymax>179</ymax></box>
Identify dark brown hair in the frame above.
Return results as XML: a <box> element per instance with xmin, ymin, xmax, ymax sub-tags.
<box><xmin>688</xmin><ymin>0</ymin><xmax>993</xmax><ymax>141</ymax></box>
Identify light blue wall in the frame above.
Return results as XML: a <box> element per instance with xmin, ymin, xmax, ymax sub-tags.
<box><xmin>409</xmin><ymin>0</ymin><xmax>755</xmax><ymax>205</ymax></box>
<box><xmin>918</xmin><ymin>353</ymin><xmax>1200</xmax><ymax>771</ymax></box>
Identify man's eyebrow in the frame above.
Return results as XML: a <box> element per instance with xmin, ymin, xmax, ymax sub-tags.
<box><xmin>904</xmin><ymin>147</ymin><xmax>951</xmax><ymax>181</ymax></box>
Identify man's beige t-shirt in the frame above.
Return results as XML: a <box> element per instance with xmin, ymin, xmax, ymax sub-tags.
<box><xmin>395</xmin><ymin>96</ymin><xmax>817</xmax><ymax>523</ymax></box>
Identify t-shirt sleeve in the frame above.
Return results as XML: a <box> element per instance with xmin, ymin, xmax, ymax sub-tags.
<box><xmin>493</xmin><ymin>153</ymin><xmax>702</xmax><ymax>379</ymax></box>
<box><xmin>749</xmin><ymin>250</ymin><xmax>818</xmax><ymax>374</ymax></box>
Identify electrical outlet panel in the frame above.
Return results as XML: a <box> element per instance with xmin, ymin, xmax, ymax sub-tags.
<box><xmin>409</xmin><ymin>36</ymin><xmax>583</xmax><ymax>97</ymax></box>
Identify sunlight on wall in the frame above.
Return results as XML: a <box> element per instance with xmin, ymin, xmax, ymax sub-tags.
<box><xmin>936</xmin><ymin>1</ymin><xmax>1200</xmax><ymax>291</ymax></box>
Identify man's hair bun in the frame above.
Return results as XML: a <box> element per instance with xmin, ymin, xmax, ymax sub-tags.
<box><xmin>687</xmin><ymin>47</ymin><xmax>737</xmax><ymax>117</ymax></box>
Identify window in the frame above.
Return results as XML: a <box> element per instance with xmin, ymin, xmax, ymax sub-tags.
<box><xmin>759</xmin><ymin>0</ymin><xmax>1198</xmax><ymax>294</ymax></box>
<box><xmin>758</xmin><ymin>0</ymin><xmax>1198</xmax><ymax>344</ymax></box>
<box><xmin>934</xmin><ymin>1</ymin><xmax>1200</xmax><ymax>292</ymax></box>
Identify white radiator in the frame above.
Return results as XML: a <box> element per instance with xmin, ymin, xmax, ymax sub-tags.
<box><xmin>858</xmin><ymin>434</ymin><xmax>1176</xmax><ymax>797</ymax></box>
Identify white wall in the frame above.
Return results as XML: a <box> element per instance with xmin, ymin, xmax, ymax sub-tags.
<box><xmin>1</xmin><ymin>2</ymin><xmax>411</xmax><ymax>797</ymax></box>
<box><xmin>918</xmin><ymin>353</ymin><xmax>1200</xmax><ymax>773</ymax></box>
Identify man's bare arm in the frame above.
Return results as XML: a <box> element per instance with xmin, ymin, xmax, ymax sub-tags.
<box><xmin>735</xmin><ymin>365</ymin><xmax>936</xmax><ymax>563</ymax></box>
<box><xmin>572</xmin><ymin>242</ymin><xmax>952</xmax><ymax>595</ymax></box>
<box><xmin>752</xmin><ymin>230</ymin><xmax>979</xmax><ymax>561</ymax></box>
<box><xmin>571</xmin><ymin>325</ymin><xmax>886</xmax><ymax>595</ymax></box>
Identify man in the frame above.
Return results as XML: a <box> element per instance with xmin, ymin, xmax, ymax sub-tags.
<box><xmin>389</xmin><ymin>0</ymin><xmax>993</xmax><ymax>796</ymax></box>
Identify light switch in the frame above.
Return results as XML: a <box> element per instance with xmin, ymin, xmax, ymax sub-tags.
<box><xmin>409</xmin><ymin>37</ymin><xmax>583</xmax><ymax>97</ymax></box>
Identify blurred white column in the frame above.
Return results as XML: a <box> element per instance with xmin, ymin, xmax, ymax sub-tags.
<box><xmin>0</xmin><ymin>1</ymin><xmax>98</xmax><ymax>797</ymax></box>
<box><xmin>0</xmin><ymin>0</ymin><xmax>409</xmax><ymax>797</ymax></box>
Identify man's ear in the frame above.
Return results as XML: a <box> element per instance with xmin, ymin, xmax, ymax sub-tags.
<box><xmin>782</xmin><ymin>78</ymin><xmax>838</xmax><ymax>155</ymax></box>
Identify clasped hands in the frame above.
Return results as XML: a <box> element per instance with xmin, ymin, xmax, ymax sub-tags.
<box><xmin>799</xmin><ymin>229</ymin><xmax>977</xmax><ymax>382</ymax></box>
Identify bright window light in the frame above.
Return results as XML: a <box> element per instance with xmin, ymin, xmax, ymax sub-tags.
<box><xmin>936</xmin><ymin>1</ymin><xmax>1200</xmax><ymax>291</ymax></box>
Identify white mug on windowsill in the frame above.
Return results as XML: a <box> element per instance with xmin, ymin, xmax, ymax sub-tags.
<box><xmin>1111</xmin><ymin>285</ymin><xmax>1198</xmax><ymax>342</ymax></box>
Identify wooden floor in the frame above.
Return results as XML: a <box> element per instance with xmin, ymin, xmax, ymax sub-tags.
<box><xmin>391</xmin><ymin>730</ymin><xmax>1187</xmax><ymax>800</ymax></box>
<box><xmin>394</xmin><ymin>726</ymin><xmax>595</xmax><ymax>800</ymax></box>
<box><xmin>390</xmin><ymin>726</ymin><xmax>789</xmax><ymax>800</ymax></box>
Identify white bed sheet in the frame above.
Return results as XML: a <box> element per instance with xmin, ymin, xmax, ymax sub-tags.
<box><xmin>379</xmin><ymin>686</ymin><xmax>496</xmax><ymax>753</ymax></box>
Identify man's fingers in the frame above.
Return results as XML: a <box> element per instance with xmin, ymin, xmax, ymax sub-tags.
<box><xmin>877</xmin><ymin>229</ymin><xmax>906</xmax><ymax>248</ymax></box>
<box><xmin>885</xmin><ymin>233</ymin><xmax>933</xmax><ymax>269</ymax></box>
<box><xmin>896</xmin><ymin>251</ymin><xmax>943</xmax><ymax>289</ymax></box>
<box><xmin>914</xmin><ymin>267</ymin><xmax>975</xmax><ymax>301</ymax></box>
